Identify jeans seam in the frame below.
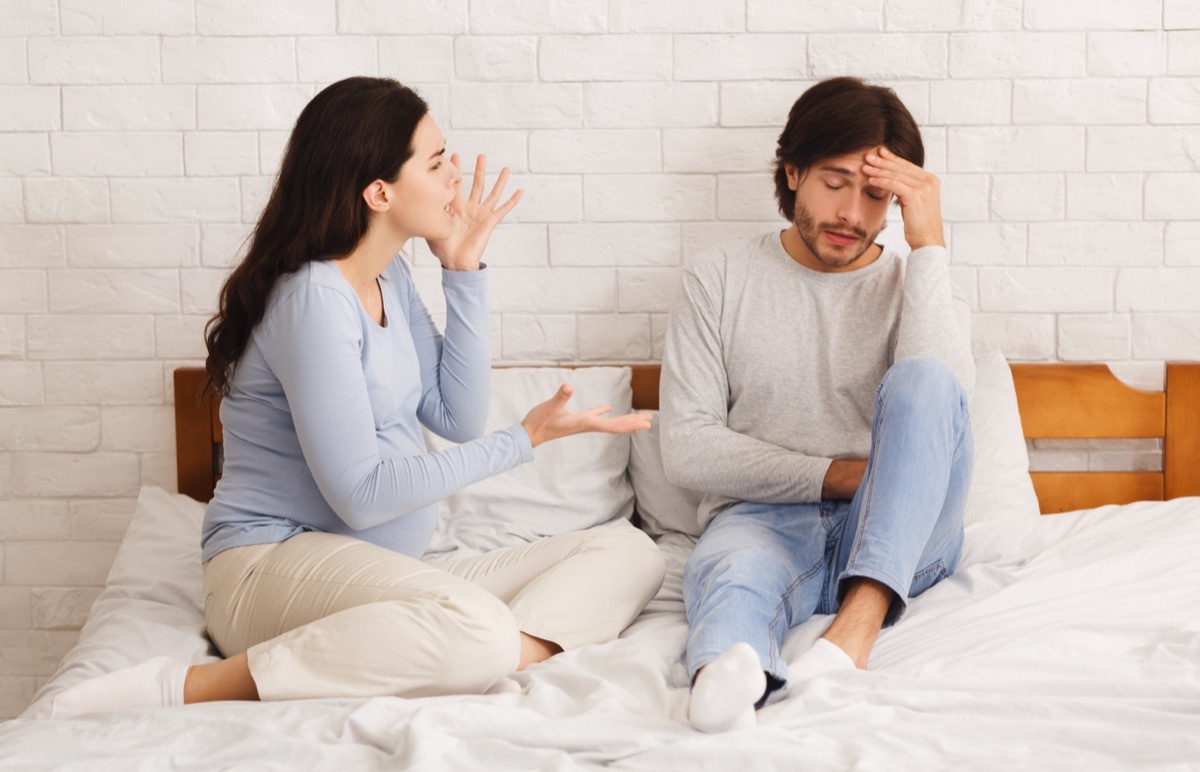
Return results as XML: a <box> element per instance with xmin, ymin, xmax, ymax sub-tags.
<box><xmin>912</xmin><ymin>559</ymin><xmax>948</xmax><ymax>585</ymax></box>
<box><xmin>769</xmin><ymin>556</ymin><xmax>823</xmax><ymax>673</ymax></box>
<box><xmin>846</xmin><ymin>386</ymin><xmax>885</xmax><ymax>572</ymax></box>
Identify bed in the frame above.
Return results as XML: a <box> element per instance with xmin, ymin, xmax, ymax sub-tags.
<box><xmin>3</xmin><ymin>357</ymin><xmax>1199</xmax><ymax>770</ymax></box>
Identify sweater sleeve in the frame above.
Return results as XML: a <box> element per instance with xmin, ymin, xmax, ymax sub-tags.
<box><xmin>401</xmin><ymin>261</ymin><xmax>492</xmax><ymax>443</ymax></box>
<box><xmin>659</xmin><ymin>263</ymin><xmax>833</xmax><ymax>504</ymax></box>
<box><xmin>893</xmin><ymin>245</ymin><xmax>975</xmax><ymax>397</ymax></box>
<box><xmin>258</xmin><ymin>281</ymin><xmax>532</xmax><ymax>532</ymax></box>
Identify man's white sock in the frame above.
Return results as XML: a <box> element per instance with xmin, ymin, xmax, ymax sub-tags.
<box><xmin>787</xmin><ymin>638</ymin><xmax>857</xmax><ymax>683</ymax></box>
<box><xmin>35</xmin><ymin>657</ymin><xmax>189</xmax><ymax>719</ymax></box>
<box><xmin>687</xmin><ymin>642</ymin><xmax>767</xmax><ymax>733</ymax></box>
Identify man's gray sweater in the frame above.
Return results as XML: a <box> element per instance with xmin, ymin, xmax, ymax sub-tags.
<box><xmin>660</xmin><ymin>231</ymin><xmax>974</xmax><ymax>529</ymax></box>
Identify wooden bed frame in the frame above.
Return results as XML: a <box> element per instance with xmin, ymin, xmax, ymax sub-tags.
<box><xmin>174</xmin><ymin>363</ymin><xmax>1200</xmax><ymax>515</ymax></box>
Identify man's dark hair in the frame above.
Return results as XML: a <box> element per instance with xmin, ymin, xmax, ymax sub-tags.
<box><xmin>773</xmin><ymin>77</ymin><xmax>924</xmax><ymax>221</ymax></box>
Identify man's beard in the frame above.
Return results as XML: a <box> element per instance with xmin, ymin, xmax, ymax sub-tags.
<box><xmin>793</xmin><ymin>201</ymin><xmax>883</xmax><ymax>270</ymax></box>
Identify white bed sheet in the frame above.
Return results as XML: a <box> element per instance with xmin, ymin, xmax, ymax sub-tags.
<box><xmin>4</xmin><ymin>492</ymin><xmax>1200</xmax><ymax>770</ymax></box>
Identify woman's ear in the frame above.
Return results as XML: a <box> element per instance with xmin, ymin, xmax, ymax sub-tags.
<box><xmin>362</xmin><ymin>180</ymin><xmax>391</xmax><ymax>213</ymax></box>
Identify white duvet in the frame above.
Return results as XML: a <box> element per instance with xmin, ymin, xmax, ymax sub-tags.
<box><xmin>4</xmin><ymin>489</ymin><xmax>1200</xmax><ymax>771</ymax></box>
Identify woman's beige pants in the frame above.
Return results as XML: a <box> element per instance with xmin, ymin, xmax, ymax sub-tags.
<box><xmin>203</xmin><ymin>522</ymin><xmax>665</xmax><ymax>701</ymax></box>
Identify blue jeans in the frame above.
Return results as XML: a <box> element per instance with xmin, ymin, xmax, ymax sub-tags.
<box><xmin>683</xmin><ymin>358</ymin><xmax>974</xmax><ymax>686</ymax></box>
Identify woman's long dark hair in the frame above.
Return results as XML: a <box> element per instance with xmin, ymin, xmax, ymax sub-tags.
<box><xmin>204</xmin><ymin>77</ymin><xmax>428</xmax><ymax>393</ymax></box>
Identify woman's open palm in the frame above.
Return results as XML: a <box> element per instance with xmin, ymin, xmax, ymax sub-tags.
<box><xmin>427</xmin><ymin>154</ymin><xmax>522</xmax><ymax>271</ymax></box>
<box><xmin>521</xmin><ymin>384</ymin><xmax>654</xmax><ymax>448</ymax></box>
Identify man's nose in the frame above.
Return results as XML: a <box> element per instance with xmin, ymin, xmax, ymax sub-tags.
<box><xmin>837</xmin><ymin>192</ymin><xmax>864</xmax><ymax>225</ymax></box>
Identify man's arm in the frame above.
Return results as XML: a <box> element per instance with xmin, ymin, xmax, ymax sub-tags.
<box><xmin>864</xmin><ymin>146</ymin><xmax>975</xmax><ymax>395</ymax></box>
<box><xmin>822</xmin><ymin>459</ymin><xmax>866</xmax><ymax>500</ymax></box>
<box><xmin>659</xmin><ymin>263</ymin><xmax>835</xmax><ymax>504</ymax></box>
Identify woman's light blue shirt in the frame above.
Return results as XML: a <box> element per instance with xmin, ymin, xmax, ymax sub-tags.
<box><xmin>201</xmin><ymin>258</ymin><xmax>533</xmax><ymax>562</ymax></box>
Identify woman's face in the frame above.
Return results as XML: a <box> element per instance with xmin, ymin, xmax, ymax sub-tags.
<box><xmin>383</xmin><ymin>113</ymin><xmax>462</xmax><ymax>241</ymax></box>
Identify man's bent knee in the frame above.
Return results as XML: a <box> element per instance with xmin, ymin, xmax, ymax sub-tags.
<box><xmin>880</xmin><ymin>357</ymin><xmax>965</xmax><ymax>409</ymax></box>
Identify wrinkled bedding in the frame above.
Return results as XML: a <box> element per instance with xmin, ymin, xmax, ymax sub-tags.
<box><xmin>4</xmin><ymin>491</ymin><xmax>1200</xmax><ymax>770</ymax></box>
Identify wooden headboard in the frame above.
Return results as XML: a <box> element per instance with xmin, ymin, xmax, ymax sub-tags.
<box><xmin>174</xmin><ymin>363</ymin><xmax>1200</xmax><ymax>514</ymax></box>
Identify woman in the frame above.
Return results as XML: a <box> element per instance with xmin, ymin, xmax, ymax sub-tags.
<box><xmin>40</xmin><ymin>77</ymin><xmax>665</xmax><ymax>717</ymax></box>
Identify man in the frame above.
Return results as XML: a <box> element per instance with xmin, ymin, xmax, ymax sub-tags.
<box><xmin>660</xmin><ymin>77</ymin><xmax>975</xmax><ymax>733</ymax></box>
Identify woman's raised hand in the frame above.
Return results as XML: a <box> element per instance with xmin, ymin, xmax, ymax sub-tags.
<box><xmin>427</xmin><ymin>153</ymin><xmax>523</xmax><ymax>271</ymax></box>
<box><xmin>521</xmin><ymin>384</ymin><xmax>654</xmax><ymax>449</ymax></box>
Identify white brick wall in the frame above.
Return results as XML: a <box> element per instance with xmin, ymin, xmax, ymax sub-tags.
<box><xmin>1167</xmin><ymin>222</ymin><xmax>1200</xmax><ymax>266</ymax></box>
<box><xmin>1</xmin><ymin>0</ymin><xmax>1198</xmax><ymax>719</ymax></box>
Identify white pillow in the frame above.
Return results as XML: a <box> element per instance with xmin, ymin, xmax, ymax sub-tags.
<box><xmin>629</xmin><ymin>410</ymin><xmax>705</xmax><ymax>538</ymax></box>
<box><xmin>424</xmin><ymin>367</ymin><xmax>635</xmax><ymax>557</ymax></box>
<box><xmin>956</xmin><ymin>351</ymin><xmax>1043</xmax><ymax>568</ymax></box>
<box><xmin>961</xmin><ymin>350</ymin><xmax>1041</xmax><ymax>526</ymax></box>
<box><xmin>24</xmin><ymin>486</ymin><xmax>217</xmax><ymax>717</ymax></box>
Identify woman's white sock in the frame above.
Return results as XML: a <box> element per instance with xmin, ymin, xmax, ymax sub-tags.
<box><xmin>35</xmin><ymin>657</ymin><xmax>189</xmax><ymax>719</ymax></box>
<box><xmin>688</xmin><ymin>642</ymin><xmax>767</xmax><ymax>733</ymax></box>
<box><xmin>787</xmin><ymin>638</ymin><xmax>857</xmax><ymax>682</ymax></box>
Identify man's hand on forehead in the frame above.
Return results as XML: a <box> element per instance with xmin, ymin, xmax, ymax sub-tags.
<box><xmin>862</xmin><ymin>145</ymin><xmax>944</xmax><ymax>251</ymax></box>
